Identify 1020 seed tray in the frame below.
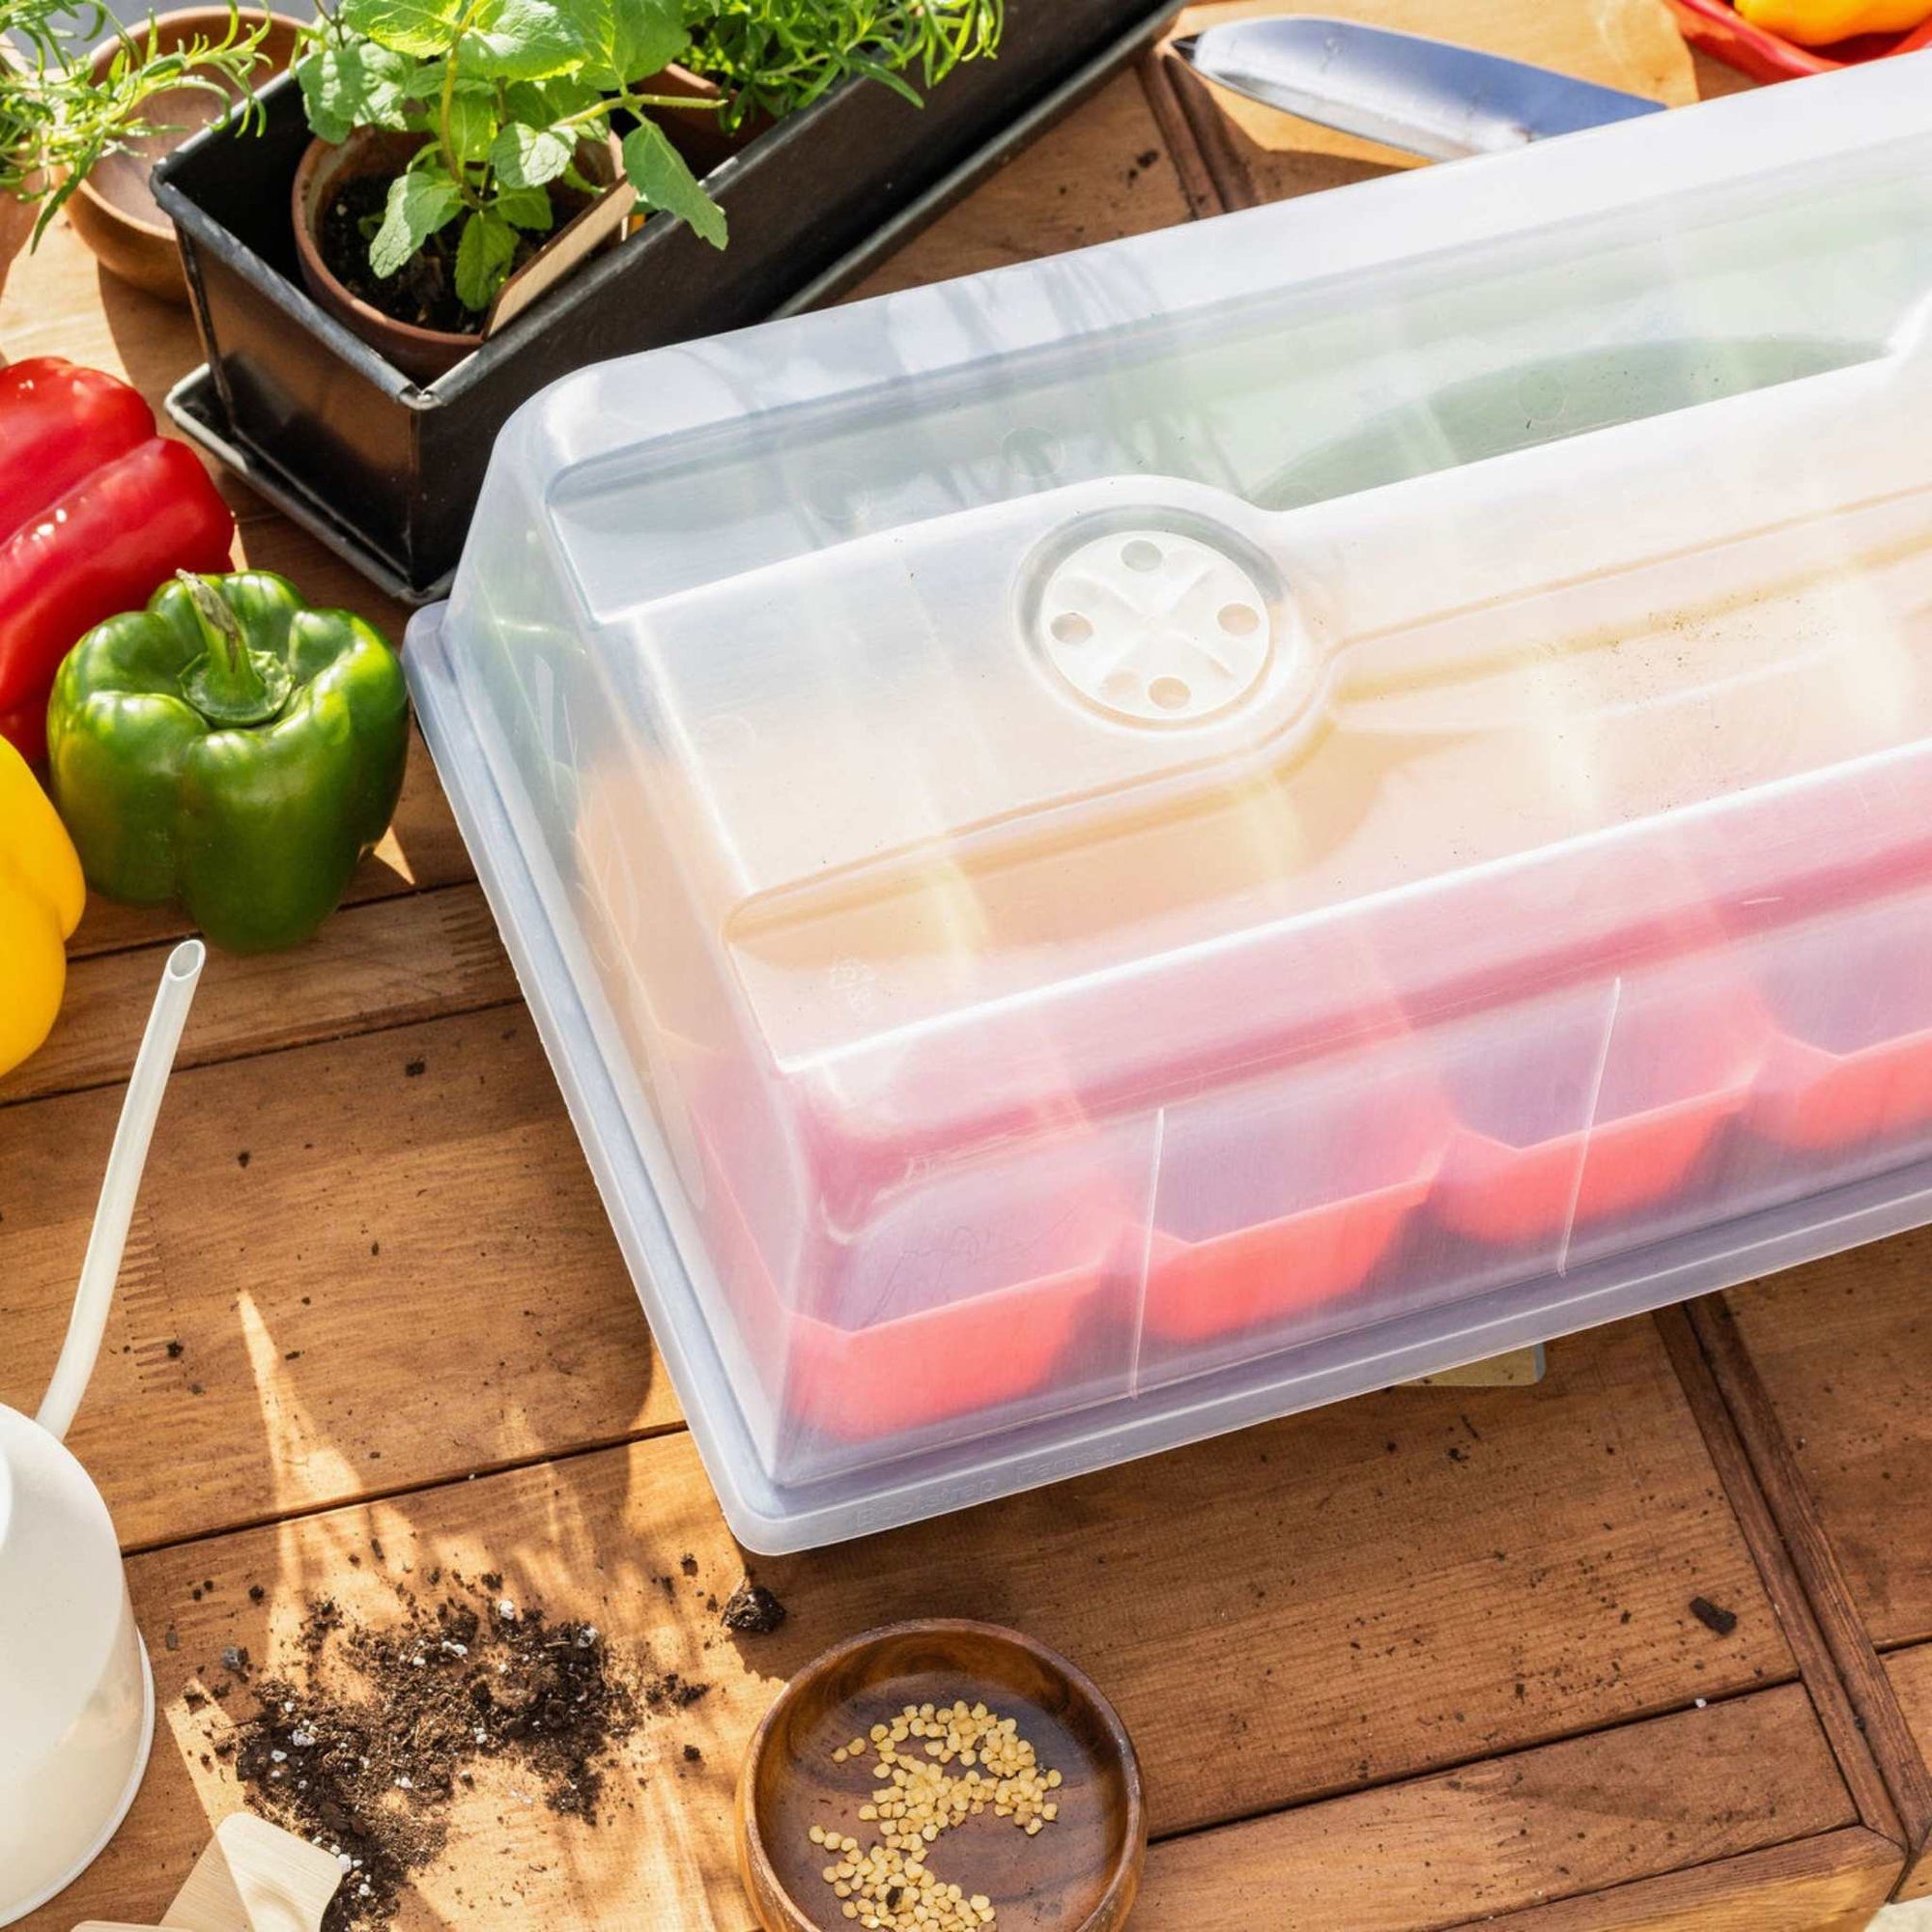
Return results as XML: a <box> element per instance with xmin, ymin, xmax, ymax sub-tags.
<box><xmin>408</xmin><ymin>56</ymin><xmax>1932</xmax><ymax>1549</ymax></box>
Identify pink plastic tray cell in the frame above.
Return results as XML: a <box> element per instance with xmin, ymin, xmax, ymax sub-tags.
<box><xmin>1431</xmin><ymin>965</ymin><xmax>1774</xmax><ymax>1246</ymax></box>
<box><xmin>691</xmin><ymin>1068</ymin><xmax>1145</xmax><ymax>1457</ymax></box>
<box><xmin>782</xmin><ymin>1254</ymin><xmax>1120</xmax><ymax>1444</ymax></box>
<box><xmin>1744</xmin><ymin>889</ymin><xmax>1932</xmax><ymax>1151</ymax></box>
<box><xmin>1142</xmin><ymin>1039</ymin><xmax>1452</xmax><ymax>1347</ymax></box>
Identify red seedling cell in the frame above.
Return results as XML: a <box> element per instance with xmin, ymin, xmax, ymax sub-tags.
<box><xmin>1142</xmin><ymin>1051</ymin><xmax>1450</xmax><ymax>1344</ymax></box>
<box><xmin>690</xmin><ymin>1060</ymin><xmax>1142</xmax><ymax>1452</ymax></box>
<box><xmin>1754</xmin><ymin>1029</ymin><xmax>1932</xmax><ymax>1150</ymax></box>
<box><xmin>1434</xmin><ymin>971</ymin><xmax>1771</xmax><ymax>1244</ymax></box>
<box><xmin>1745</xmin><ymin>894</ymin><xmax>1932</xmax><ymax>1151</ymax></box>
<box><xmin>783</xmin><ymin>1254</ymin><xmax>1122</xmax><ymax>1442</ymax></box>
<box><xmin>1143</xmin><ymin>1172</ymin><xmax>1436</xmax><ymax>1342</ymax></box>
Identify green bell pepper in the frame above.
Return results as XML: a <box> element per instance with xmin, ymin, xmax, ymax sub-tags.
<box><xmin>46</xmin><ymin>570</ymin><xmax>409</xmax><ymax>954</ymax></box>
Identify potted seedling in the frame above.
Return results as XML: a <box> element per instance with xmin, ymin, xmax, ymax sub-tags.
<box><xmin>286</xmin><ymin>0</ymin><xmax>729</xmax><ymax>381</ymax></box>
<box><xmin>153</xmin><ymin>0</ymin><xmax>1175</xmax><ymax>599</ymax></box>
<box><xmin>0</xmin><ymin>0</ymin><xmax>266</xmax><ymax>298</ymax></box>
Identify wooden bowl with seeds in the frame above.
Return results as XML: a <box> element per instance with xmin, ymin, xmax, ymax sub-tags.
<box><xmin>737</xmin><ymin>1620</ymin><xmax>1145</xmax><ymax>1932</ymax></box>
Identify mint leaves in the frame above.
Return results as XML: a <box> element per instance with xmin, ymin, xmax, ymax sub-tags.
<box><xmin>336</xmin><ymin>0</ymin><xmax>464</xmax><ymax>61</ymax></box>
<box><xmin>454</xmin><ymin>0</ymin><xmax>586</xmax><ymax>81</ymax></box>
<box><xmin>368</xmin><ymin>169</ymin><xmax>464</xmax><ymax>276</ymax></box>
<box><xmin>622</xmin><ymin>121</ymin><xmax>725</xmax><ymax>249</ymax></box>
<box><xmin>297</xmin><ymin>0</ymin><xmax>724</xmax><ymax>317</ymax></box>
<box><xmin>581</xmin><ymin>0</ymin><xmax>689</xmax><ymax>92</ymax></box>
<box><xmin>490</xmin><ymin>122</ymin><xmax>575</xmax><ymax>188</ymax></box>
<box><xmin>296</xmin><ymin>43</ymin><xmax>412</xmax><ymax>144</ymax></box>
<box><xmin>454</xmin><ymin>207</ymin><xmax>519</xmax><ymax>308</ymax></box>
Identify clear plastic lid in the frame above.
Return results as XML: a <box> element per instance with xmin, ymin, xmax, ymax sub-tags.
<box><xmin>413</xmin><ymin>53</ymin><xmax>1932</xmax><ymax>1547</ymax></box>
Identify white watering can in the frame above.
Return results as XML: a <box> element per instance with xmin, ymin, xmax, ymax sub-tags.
<box><xmin>0</xmin><ymin>940</ymin><xmax>206</xmax><ymax>1925</ymax></box>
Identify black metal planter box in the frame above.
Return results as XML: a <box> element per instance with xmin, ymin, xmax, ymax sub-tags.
<box><xmin>154</xmin><ymin>0</ymin><xmax>1182</xmax><ymax>604</ymax></box>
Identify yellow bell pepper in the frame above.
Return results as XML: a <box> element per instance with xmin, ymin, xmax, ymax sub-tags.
<box><xmin>1735</xmin><ymin>0</ymin><xmax>1932</xmax><ymax>43</ymax></box>
<box><xmin>0</xmin><ymin>733</ymin><xmax>83</xmax><ymax>1079</ymax></box>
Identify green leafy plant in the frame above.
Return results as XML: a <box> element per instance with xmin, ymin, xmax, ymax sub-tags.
<box><xmin>1</xmin><ymin>0</ymin><xmax>267</xmax><ymax>241</ymax></box>
<box><xmin>684</xmin><ymin>0</ymin><xmax>1004</xmax><ymax>129</ymax></box>
<box><xmin>294</xmin><ymin>0</ymin><xmax>726</xmax><ymax>319</ymax></box>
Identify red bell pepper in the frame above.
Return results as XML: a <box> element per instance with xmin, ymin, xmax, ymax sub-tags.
<box><xmin>0</xmin><ymin>359</ymin><xmax>157</xmax><ymax>534</ymax></box>
<box><xmin>0</xmin><ymin>358</ymin><xmax>235</xmax><ymax>762</ymax></box>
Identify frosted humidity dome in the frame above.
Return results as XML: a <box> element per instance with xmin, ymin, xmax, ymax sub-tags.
<box><xmin>409</xmin><ymin>53</ymin><xmax>1932</xmax><ymax>1550</ymax></box>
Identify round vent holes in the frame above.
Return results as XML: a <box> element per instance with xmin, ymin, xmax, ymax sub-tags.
<box><xmin>1036</xmin><ymin>527</ymin><xmax>1274</xmax><ymax>726</ymax></box>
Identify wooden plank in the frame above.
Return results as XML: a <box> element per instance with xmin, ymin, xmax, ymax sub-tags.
<box><xmin>1168</xmin><ymin>0</ymin><xmax>1699</xmax><ymax>211</ymax></box>
<box><xmin>1655</xmin><ymin>1303</ymin><xmax>1906</xmax><ymax>1845</ymax></box>
<box><xmin>1155</xmin><ymin>42</ymin><xmax>1278</xmax><ymax>212</ymax></box>
<box><xmin>1441</xmin><ymin>1828</ymin><xmax>1903</xmax><ymax>1931</ymax></box>
<box><xmin>1687</xmin><ymin>1293</ymin><xmax>1932</xmax><ymax>1864</ymax></box>
<box><xmin>0</xmin><ymin>220</ymin><xmax>203</xmax><ymax>413</ymax></box>
<box><xmin>1723</xmin><ymin>1233</ymin><xmax>1932</xmax><ymax>1651</ymax></box>
<box><xmin>8</xmin><ymin>884</ymin><xmax>518</xmax><ymax>1107</ymax></box>
<box><xmin>744</xmin><ymin>1329</ymin><xmax>1796</xmax><ymax>1834</ymax></box>
<box><xmin>1131</xmin><ymin>1687</ymin><xmax>1857</xmax><ymax>1931</ymax></box>
<box><xmin>64</xmin><ymin>718</ymin><xmax>475</xmax><ymax>962</ymax></box>
<box><xmin>0</xmin><ymin>1004</ymin><xmax>679</xmax><ymax>1549</ymax></box>
<box><xmin>1410</xmin><ymin>1346</ymin><xmax>1546</xmax><ymax>1389</ymax></box>
<box><xmin>1887</xmin><ymin>1647</ymin><xmax>1932</xmax><ymax>1899</ymax></box>
<box><xmin>6</xmin><ymin>1193</ymin><xmax>1793</xmax><ymax>1756</ymax></box>
<box><xmin>842</xmin><ymin>71</ymin><xmax>1195</xmax><ymax>303</ymax></box>
<box><xmin>31</xmin><ymin>1335</ymin><xmax>1801</xmax><ymax>1929</ymax></box>
<box><xmin>1134</xmin><ymin>49</ymin><xmax>1226</xmax><ymax>222</ymax></box>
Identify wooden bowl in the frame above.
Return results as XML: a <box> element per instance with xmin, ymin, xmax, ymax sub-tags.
<box><xmin>68</xmin><ymin>8</ymin><xmax>302</xmax><ymax>304</ymax></box>
<box><xmin>738</xmin><ymin>1621</ymin><xmax>1145</xmax><ymax>1932</ymax></box>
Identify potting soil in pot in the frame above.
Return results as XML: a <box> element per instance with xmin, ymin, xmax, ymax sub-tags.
<box><xmin>317</xmin><ymin>175</ymin><xmax>591</xmax><ymax>335</ymax></box>
<box><xmin>404</xmin><ymin>54</ymin><xmax>1932</xmax><ymax>1553</ymax></box>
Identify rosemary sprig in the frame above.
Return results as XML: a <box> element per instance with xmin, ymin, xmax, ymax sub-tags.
<box><xmin>1</xmin><ymin>0</ymin><xmax>269</xmax><ymax>242</ymax></box>
<box><xmin>684</xmin><ymin>0</ymin><xmax>1005</xmax><ymax>129</ymax></box>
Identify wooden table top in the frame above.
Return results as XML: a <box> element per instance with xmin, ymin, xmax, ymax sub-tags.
<box><xmin>3</xmin><ymin>4</ymin><xmax>1922</xmax><ymax>1928</ymax></box>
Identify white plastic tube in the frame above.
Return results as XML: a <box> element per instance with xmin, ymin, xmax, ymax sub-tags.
<box><xmin>38</xmin><ymin>939</ymin><xmax>206</xmax><ymax>1444</ymax></box>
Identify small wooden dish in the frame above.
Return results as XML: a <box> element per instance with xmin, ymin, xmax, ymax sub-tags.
<box><xmin>738</xmin><ymin>1621</ymin><xmax>1145</xmax><ymax>1932</ymax></box>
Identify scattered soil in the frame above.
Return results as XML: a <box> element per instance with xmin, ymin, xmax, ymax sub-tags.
<box><xmin>721</xmin><ymin>1579</ymin><xmax>787</xmax><ymax>1635</ymax></box>
<box><xmin>1689</xmin><ymin>1595</ymin><xmax>1739</xmax><ymax>1636</ymax></box>
<box><xmin>317</xmin><ymin>174</ymin><xmax>586</xmax><ymax>336</ymax></box>
<box><xmin>642</xmin><ymin>1668</ymin><xmax>711</xmax><ymax>1711</ymax></box>
<box><xmin>225</xmin><ymin>1574</ymin><xmax>669</xmax><ymax>1929</ymax></box>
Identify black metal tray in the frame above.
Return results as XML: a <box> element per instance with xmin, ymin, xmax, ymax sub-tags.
<box><xmin>158</xmin><ymin>0</ymin><xmax>1183</xmax><ymax>604</ymax></box>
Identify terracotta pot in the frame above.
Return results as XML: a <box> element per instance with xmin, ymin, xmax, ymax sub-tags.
<box><xmin>68</xmin><ymin>8</ymin><xmax>304</xmax><ymax>304</ymax></box>
<box><xmin>292</xmin><ymin>126</ymin><xmax>620</xmax><ymax>386</ymax></box>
